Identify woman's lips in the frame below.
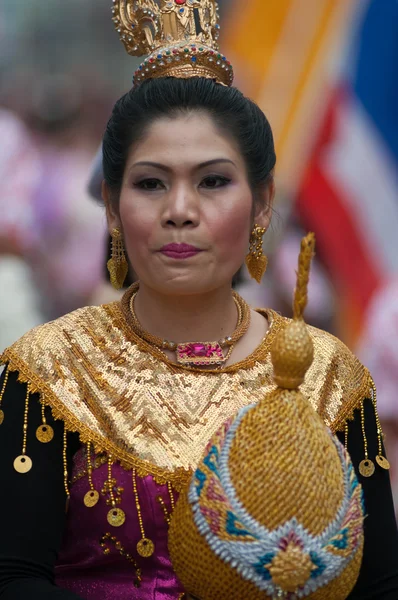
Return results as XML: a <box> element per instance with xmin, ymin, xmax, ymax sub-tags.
<box><xmin>159</xmin><ymin>243</ymin><xmax>203</xmax><ymax>260</ymax></box>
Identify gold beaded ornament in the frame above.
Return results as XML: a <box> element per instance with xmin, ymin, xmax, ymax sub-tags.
<box><xmin>100</xmin><ymin>532</ymin><xmax>142</xmax><ymax>587</ymax></box>
<box><xmin>106</xmin><ymin>455</ymin><xmax>126</xmax><ymax>527</ymax></box>
<box><xmin>83</xmin><ymin>441</ymin><xmax>100</xmax><ymax>508</ymax></box>
<box><xmin>358</xmin><ymin>399</ymin><xmax>375</xmax><ymax>477</ymax></box>
<box><xmin>167</xmin><ymin>481</ymin><xmax>176</xmax><ymax>512</ymax></box>
<box><xmin>245</xmin><ymin>224</ymin><xmax>268</xmax><ymax>284</ymax></box>
<box><xmin>112</xmin><ymin>0</ymin><xmax>233</xmax><ymax>88</ymax></box>
<box><xmin>107</xmin><ymin>228</ymin><xmax>129</xmax><ymax>290</ymax></box>
<box><xmin>371</xmin><ymin>378</ymin><xmax>390</xmax><ymax>471</ymax></box>
<box><xmin>63</xmin><ymin>426</ymin><xmax>70</xmax><ymax>512</ymax></box>
<box><xmin>36</xmin><ymin>400</ymin><xmax>54</xmax><ymax>443</ymax></box>
<box><xmin>342</xmin><ymin>379</ymin><xmax>389</xmax><ymax>478</ymax></box>
<box><xmin>0</xmin><ymin>365</ymin><xmax>9</xmax><ymax>425</ymax></box>
<box><xmin>13</xmin><ymin>383</ymin><xmax>33</xmax><ymax>474</ymax></box>
<box><xmin>156</xmin><ymin>482</ymin><xmax>176</xmax><ymax>526</ymax></box>
<box><xmin>133</xmin><ymin>468</ymin><xmax>155</xmax><ymax>557</ymax></box>
<box><xmin>169</xmin><ymin>233</ymin><xmax>365</xmax><ymax>599</ymax></box>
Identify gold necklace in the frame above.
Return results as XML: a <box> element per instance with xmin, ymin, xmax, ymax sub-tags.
<box><xmin>128</xmin><ymin>285</ymin><xmax>251</xmax><ymax>367</ymax></box>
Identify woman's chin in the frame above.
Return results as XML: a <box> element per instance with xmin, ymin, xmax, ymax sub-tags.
<box><xmin>141</xmin><ymin>275</ymin><xmax>218</xmax><ymax>297</ymax></box>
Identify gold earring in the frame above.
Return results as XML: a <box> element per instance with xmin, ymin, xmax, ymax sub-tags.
<box><xmin>107</xmin><ymin>228</ymin><xmax>128</xmax><ymax>290</ymax></box>
<box><xmin>245</xmin><ymin>224</ymin><xmax>268</xmax><ymax>284</ymax></box>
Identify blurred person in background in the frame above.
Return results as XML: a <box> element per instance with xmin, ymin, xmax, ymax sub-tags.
<box><xmin>0</xmin><ymin>0</ymin><xmax>128</xmax><ymax>324</ymax></box>
<box><xmin>0</xmin><ymin>82</ymin><xmax>108</xmax><ymax>350</ymax></box>
<box><xmin>0</xmin><ymin>80</ymin><xmax>111</xmax><ymax>352</ymax></box>
<box><xmin>0</xmin><ymin>108</ymin><xmax>44</xmax><ymax>353</ymax></box>
<box><xmin>22</xmin><ymin>74</ymin><xmax>107</xmax><ymax>319</ymax></box>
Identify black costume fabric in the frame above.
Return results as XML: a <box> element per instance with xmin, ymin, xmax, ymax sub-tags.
<box><xmin>0</xmin><ymin>370</ymin><xmax>397</xmax><ymax>599</ymax></box>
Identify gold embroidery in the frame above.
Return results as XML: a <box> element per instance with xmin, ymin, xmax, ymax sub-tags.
<box><xmin>100</xmin><ymin>532</ymin><xmax>141</xmax><ymax>587</ymax></box>
<box><xmin>0</xmin><ymin>286</ymin><xmax>371</xmax><ymax>490</ymax></box>
<box><xmin>157</xmin><ymin>494</ymin><xmax>172</xmax><ymax>526</ymax></box>
<box><xmin>71</xmin><ymin>452</ymin><xmax>108</xmax><ymax>485</ymax></box>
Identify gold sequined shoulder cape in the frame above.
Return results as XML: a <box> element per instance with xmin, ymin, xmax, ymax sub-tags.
<box><xmin>0</xmin><ymin>290</ymin><xmax>371</xmax><ymax>490</ymax></box>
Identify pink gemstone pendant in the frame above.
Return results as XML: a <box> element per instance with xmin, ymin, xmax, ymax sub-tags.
<box><xmin>176</xmin><ymin>342</ymin><xmax>225</xmax><ymax>366</ymax></box>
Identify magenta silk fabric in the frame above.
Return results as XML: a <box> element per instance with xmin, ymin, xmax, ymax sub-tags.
<box><xmin>55</xmin><ymin>449</ymin><xmax>184</xmax><ymax>599</ymax></box>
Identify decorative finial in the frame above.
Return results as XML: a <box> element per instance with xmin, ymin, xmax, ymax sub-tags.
<box><xmin>293</xmin><ymin>232</ymin><xmax>316</xmax><ymax>321</ymax></box>
<box><xmin>169</xmin><ymin>231</ymin><xmax>364</xmax><ymax>599</ymax></box>
<box><xmin>271</xmin><ymin>233</ymin><xmax>316</xmax><ymax>389</ymax></box>
<box><xmin>111</xmin><ymin>0</ymin><xmax>233</xmax><ymax>86</ymax></box>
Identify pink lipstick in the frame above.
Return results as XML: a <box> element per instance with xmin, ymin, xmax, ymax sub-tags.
<box><xmin>159</xmin><ymin>243</ymin><xmax>203</xmax><ymax>260</ymax></box>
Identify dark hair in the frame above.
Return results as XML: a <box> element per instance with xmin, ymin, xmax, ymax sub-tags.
<box><xmin>103</xmin><ymin>77</ymin><xmax>276</xmax><ymax>203</ymax></box>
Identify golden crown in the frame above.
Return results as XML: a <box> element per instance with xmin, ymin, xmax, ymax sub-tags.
<box><xmin>112</xmin><ymin>0</ymin><xmax>234</xmax><ymax>87</ymax></box>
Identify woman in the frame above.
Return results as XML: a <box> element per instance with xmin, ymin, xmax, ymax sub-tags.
<box><xmin>0</xmin><ymin>2</ymin><xmax>397</xmax><ymax>599</ymax></box>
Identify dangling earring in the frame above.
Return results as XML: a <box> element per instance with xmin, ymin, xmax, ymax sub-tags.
<box><xmin>245</xmin><ymin>224</ymin><xmax>268</xmax><ymax>284</ymax></box>
<box><xmin>107</xmin><ymin>228</ymin><xmax>128</xmax><ymax>290</ymax></box>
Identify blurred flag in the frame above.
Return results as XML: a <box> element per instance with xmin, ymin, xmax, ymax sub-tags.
<box><xmin>296</xmin><ymin>0</ymin><xmax>398</xmax><ymax>343</ymax></box>
<box><xmin>223</xmin><ymin>0</ymin><xmax>355</xmax><ymax>194</ymax></box>
<box><xmin>224</xmin><ymin>0</ymin><xmax>398</xmax><ymax>345</ymax></box>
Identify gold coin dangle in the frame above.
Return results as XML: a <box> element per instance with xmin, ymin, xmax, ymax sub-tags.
<box><xmin>84</xmin><ymin>441</ymin><xmax>100</xmax><ymax>508</ymax></box>
<box><xmin>36</xmin><ymin>424</ymin><xmax>54</xmax><ymax>443</ymax></box>
<box><xmin>375</xmin><ymin>455</ymin><xmax>390</xmax><ymax>470</ymax></box>
<box><xmin>107</xmin><ymin>507</ymin><xmax>126</xmax><ymax>527</ymax></box>
<box><xmin>14</xmin><ymin>384</ymin><xmax>32</xmax><ymax>473</ymax></box>
<box><xmin>371</xmin><ymin>378</ymin><xmax>390</xmax><ymax>471</ymax></box>
<box><xmin>137</xmin><ymin>538</ymin><xmax>155</xmax><ymax>558</ymax></box>
<box><xmin>359</xmin><ymin>458</ymin><xmax>375</xmax><ymax>477</ymax></box>
<box><xmin>84</xmin><ymin>490</ymin><xmax>100</xmax><ymax>507</ymax></box>
<box><xmin>132</xmin><ymin>468</ymin><xmax>155</xmax><ymax>557</ymax></box>
<box><xmin>14</xmin><ymin>454</ymin><xmax>33</xmax><ymax>473</ymax></box>
<box><xmin>0</xmin><ymin>409</ymin><xmax>4</xmax><ymax>425</ymax></box>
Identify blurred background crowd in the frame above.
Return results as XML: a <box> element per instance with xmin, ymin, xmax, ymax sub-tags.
<box><xmin>0</xmin><ymin>0</ymin><xmax>397</xmax><ymax>514</ymax></box>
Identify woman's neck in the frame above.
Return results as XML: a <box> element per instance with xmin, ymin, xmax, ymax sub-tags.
<box><xmin>134</xmin><ymin>283</ymin><xmax>239</xmax><ymax>343</ymax></box>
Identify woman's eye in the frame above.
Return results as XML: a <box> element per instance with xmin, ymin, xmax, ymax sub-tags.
<box><xmin>134</xmin><ymin>178</ymin><xmax>164</xmax><ymax>191</ymax></box>
<box><xmin>200</xmin><ymin>175</ymin><xmax>231</xmax><ymax>189</ymax></box>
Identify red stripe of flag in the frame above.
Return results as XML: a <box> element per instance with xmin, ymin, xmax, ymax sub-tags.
<box><xmin>296</xmin><ymin>88</ymin><xmax>382</xmax><ymax>313</ymax></box>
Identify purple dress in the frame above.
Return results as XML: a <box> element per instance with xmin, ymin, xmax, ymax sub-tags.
<box><xmin>55</xmin><ymin>448</ymin><xmax>184</xmax><ymax>599</ymax></box>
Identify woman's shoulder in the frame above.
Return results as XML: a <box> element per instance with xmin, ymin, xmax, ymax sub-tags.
<box><xmin>267</xmin><ymin>309</ymin><xmax>372</xmax><ymax>433</ymax></box>
<box><xmin>2</xmin><ymin>301</ymin><xmax>122</xmax><ymax>362</ymax></box>
<box><xmin>0</xmin><ymin>300</ymin><xmax>128</xmax><ymax>405</ymax></box>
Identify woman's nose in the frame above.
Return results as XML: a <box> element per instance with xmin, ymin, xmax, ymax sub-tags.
<box><xmin>161</xmin><ymin>186</ymin><xmax>200</xmax><ymax>228</ymax></box>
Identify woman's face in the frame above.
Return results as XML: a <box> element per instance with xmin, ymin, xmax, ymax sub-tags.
<box><xmin>106</xmin><ymin>112</ymin><xmax>272</xmax><ymax>296</ymax></box>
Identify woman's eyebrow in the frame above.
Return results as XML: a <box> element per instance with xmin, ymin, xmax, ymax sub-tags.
<box><xmin>129</xmin><ymin>158</ymin><xmax>236</xmax><ymax>172</ymax></box>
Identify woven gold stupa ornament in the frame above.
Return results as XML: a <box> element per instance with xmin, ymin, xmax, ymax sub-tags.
<box><xmin>111</xmin><ymin>0</ymin><xmax>233</xmax><ymax>87</ymax></box>
<box><xmin>169</xmin><ymin>233</ymin><xmax>365</xmax><ymax>600</ymax></box>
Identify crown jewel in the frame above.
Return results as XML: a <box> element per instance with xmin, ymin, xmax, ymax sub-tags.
<box><xmin>112</xmin><ymin>0</ymin><xmax>234</xmax><ymax>87</ymax></box>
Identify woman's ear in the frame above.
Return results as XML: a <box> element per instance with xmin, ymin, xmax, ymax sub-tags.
<box><xmin>102</xmin><ymin>180</ymin><xmax>121</xmax><ymax>234</ymax></box>
<box><xmin>253</xmin><ymin>177</ymin><xmax>275</xmax><ymax>231</ymax></box>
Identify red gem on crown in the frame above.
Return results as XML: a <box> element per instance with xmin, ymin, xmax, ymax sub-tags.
<box><xmin>175</xmin><ymin>0</ymin><xmax>186</xmax><ymax>4</ymax></box>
